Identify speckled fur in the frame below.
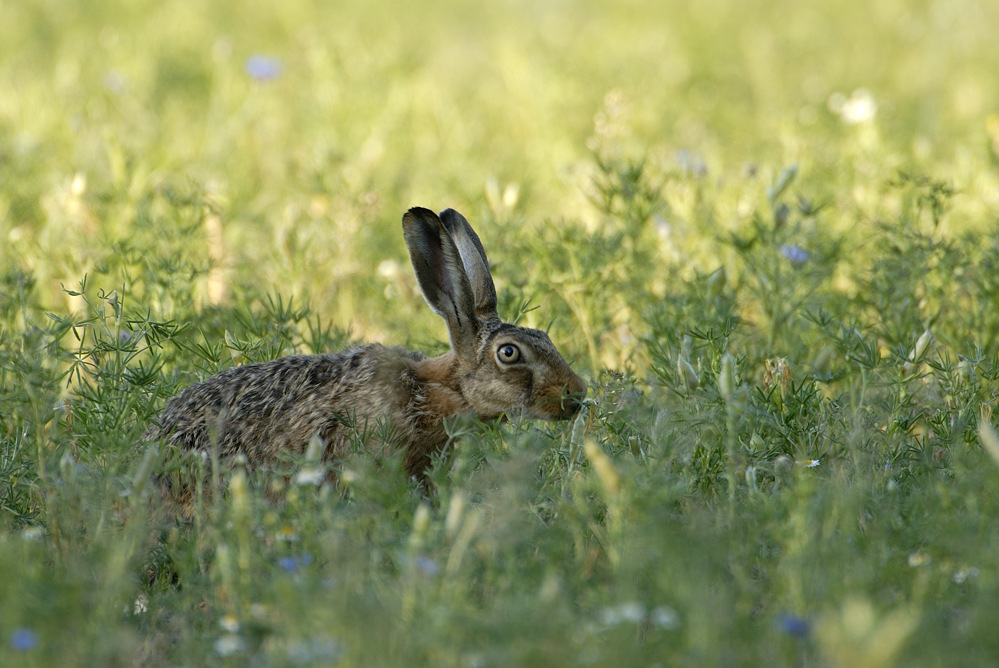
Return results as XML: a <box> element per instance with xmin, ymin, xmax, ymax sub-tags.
<box><xmin>145</xmin><ymin>207</ymin><xmax>586</xmax><ymax>513</ymax></box>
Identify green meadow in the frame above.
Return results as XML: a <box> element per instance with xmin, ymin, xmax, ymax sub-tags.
<box><xmin>3</xmin><ymin>0</ymin><xmax>999</xmax><ymax>664</ymax></box>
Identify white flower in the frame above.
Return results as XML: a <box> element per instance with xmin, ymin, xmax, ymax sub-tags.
<box><xmin>276</xmin><ymin>525</ymin><xmax>300</xmax><ymax>542</ymax></box>
<box><xmin>828</xmin><ymin>89</ymin><xmax>878</xmax><ymax>125</ymax></box>
<box><xmin>21</xmin><ymin>527</ymin><xmax>43</xmax><ymax>541</ymax></box>
<box><xmin>214</xmin><ymin>634</ymin><xmax>246</xmax><ymax>656</ymax></box>
<box><xmin>219</xmin><ymin>614</ymin><xmax>240</xmax><ymax>632</ymax></box>
<box><xmin>599</xmin><ymin>601</ymin><xmax>646</xmax><ymax>625</ymax></box>
<box><xmin>294</xmin><ymin>467</ymin><xmax>325</xmax><ymax>486</ymax></box>
<box><xmin>952</xmin><ymin>567</ymin><xmax>979</xmax><ymax>584</ymax></box>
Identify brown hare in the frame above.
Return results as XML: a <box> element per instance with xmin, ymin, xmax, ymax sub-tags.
<box><xmin>145</xmin><ymin>207</ymin><xmax>586</xmax><ymax>512</ymax></box>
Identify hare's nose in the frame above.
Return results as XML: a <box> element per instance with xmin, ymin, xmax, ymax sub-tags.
<box><xmin>564</xmin><ymin>395</ymin><xmax>583</xmax><ymax>416</ymax></box>
<box><xmin>562</xmin><ymin>375</ymin><xmax>587</xmax><ymax>416</ymax></box>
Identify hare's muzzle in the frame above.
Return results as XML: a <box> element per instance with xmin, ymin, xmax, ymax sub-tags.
<box><xmin>552</xmin><ymin>372</ymin><xmax>588</xmax><ymax>420</ymax></box>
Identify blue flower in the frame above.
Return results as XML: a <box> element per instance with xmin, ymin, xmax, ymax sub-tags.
<box><xmin>10</xmin><ymin>627</ymin><xmax>38</xmax><ymax>651</ymax></box>
<box><xmin>414</xmin><ymin>555</ymin><xmax>440</xmax><ymax>577</ymax></box>
<box><xmin>244</xmin><ymin>55</ymin><xmax>283</xmax><ymax>81</ymax></box>
<box><xmin>775</xmin><ymin>613</ymin><xmax>811</xmax><ymax>638</ymax></box>
<box><xmin>780</xmin><ymin>244</ymin><xmax>809</xmax><ymax>265</ymax></box>
<box><xmin>278</xmin><ymin>553</ymin><xmax>315</xmax><ymax>572</ymax></box>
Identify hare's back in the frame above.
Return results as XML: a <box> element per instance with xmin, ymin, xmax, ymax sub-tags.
<box><xmin>150</xmin><ymin>351</ymin><xmax>362</xmax><ymax>458</ymax></box>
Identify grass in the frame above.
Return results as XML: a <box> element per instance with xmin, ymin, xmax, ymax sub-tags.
<box><xmin>3</xmin><ymin>0</ymin><xmax>999</xmax><ymax>665</ymax></box>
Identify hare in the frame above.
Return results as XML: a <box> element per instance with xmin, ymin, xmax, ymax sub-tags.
<box><xmin>145</xmin><ymin>207</ymin><xmax>586</xmax><ymax>512</ymax></box>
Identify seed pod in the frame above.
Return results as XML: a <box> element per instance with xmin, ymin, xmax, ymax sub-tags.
<box><xmin>719</xmin><ymin>352</ymin><xmax>736</xmax><ymax>399</ymax></box>
<box><xmin>678</xmin><ymin>357</ymin><xmax>700</xmax><ymax>391</ymax></box>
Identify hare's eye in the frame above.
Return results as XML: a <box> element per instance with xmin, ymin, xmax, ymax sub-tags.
<box><xmin>497</xmin><ymin>344</ymin><xmax>521</xmax><ymax>364</ymax></box>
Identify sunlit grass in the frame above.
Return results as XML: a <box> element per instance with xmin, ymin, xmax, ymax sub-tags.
<box><xmin>3</xmin><ymin>0</ymin><xmax>999</xmax><ymax>665</ymax></box>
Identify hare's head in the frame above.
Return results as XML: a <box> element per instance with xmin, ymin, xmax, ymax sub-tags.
<box><xmin>403</xmin><ymin>207</ymin><xmax>587</xmax><ymax>421</ymax></box>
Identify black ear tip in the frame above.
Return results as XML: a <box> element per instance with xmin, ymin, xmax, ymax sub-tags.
<box><xmin>404</xmin><ymin>206</ymin><xmax>438</xmax><ymax>220</ymax></box>
<box><xmin>403</xmin><ymin>208</ymin><xmax>445</xmax><ymax>236</ymax></box>
<box><xmin>438</xmin><ymin>208</ymin><xmax>469</xmax><ymax>226</ymax></box>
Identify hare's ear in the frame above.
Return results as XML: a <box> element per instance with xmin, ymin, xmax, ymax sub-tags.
<box><xmin>438</xmin><ymin>209</ymin><xmax>499</xmax><ymax>322</ymax></box>
<box><xmin>402</xmin><ymin>207</ymin><xmax>479</xmax><ymax>359</ymax></box>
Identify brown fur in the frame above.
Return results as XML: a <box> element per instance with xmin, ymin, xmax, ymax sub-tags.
<box><xmin>145</xmin><ymin>208</ymin><xmax>586</xmax><ymax>514</ymax></box>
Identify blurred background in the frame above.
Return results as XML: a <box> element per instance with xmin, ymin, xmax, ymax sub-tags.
<box><xmin>2</xmin><ymin>0</ymin><xmax>998</xmax><ymax>364</ymax></box>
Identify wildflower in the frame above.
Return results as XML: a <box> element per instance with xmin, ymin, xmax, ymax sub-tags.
<box><xmin>650</xmin><ymin>606</ymin><xmax>681</xmax><ymax>630</ymax></box>
<box><xmin>780</xmin><ymin>244</ymin><xmax>809</xmax><ymax>265</ymax></box>
<box><xmin>838</xmin><ymin>89</ymin><xmax>877</xmax><ymax>125</ymax></box>
<box><xmin>908</xmin><ymin>551</ymin><xmax>930</xmax><ymax>567</ymax></box>
<box><xmin>214</xmin><ymin>633</ymin><xmax>246</xmax><ymax>657</ymax></box>
<box><xmin>800</xmin><ymin>459</ymin><xmax>821</xmax><ymax>468</ymax></box>
<box><xmin>294</xmin><ymin>467</ymin><xmax>325</xmax><ymax>486</ymax></box>
<box><xmin>599</xmin><ymin>601</ymin><xmax>646</xmax><ymax>625</ymax></box>
<box><xmin>484</xmin><ymin>177</ymin><xmax>520</xmax><ymax>214</ymax></box>
<box><xmin>10</xmin><ymin>628</ymin><xmax>38</xmax><ymax>651</ymax></box>
<box><xmin>219</xmin><ymin>614</ymin><xmax>240</xmax><ymax>633</ymax></box>
<box><xmin>952</xmin><ymin>567</ymin><xmax>979</xmax><ymax>584</ymax></box>
<box><xmin>776</xmin><ymin>613</ymin><xmax>812</xmax><ymax>638</ymax></box>
<box><xmin>376</xmin><ymin>258</ymin><xmax>403</xmax><ymax>280</ymax></box>
<box><xmin>276</xmin><ymin>525</ymin><xmax>299</xmax><ymax>542</ymax></box>
<box><xmin>278</xmin><ymin>553</ymin><xmax>314</xmax><ymax>573</ymax></box>
<box><xmin>21</xmin><ymin>526</ymin><xmax>43</xmax><ymax>541</ymax></box>
<box><xmin>414</xmin><ymin>555</ymin><xmax>440</xmax><ymax>577</ymax></box>
<box><xmin>244</xmin><ymin>54</ymin><xmax>283</xmax><ymax>81</ymax></box>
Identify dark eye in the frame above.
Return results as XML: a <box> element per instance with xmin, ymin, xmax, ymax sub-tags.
<box><xmin>497</xmin><ymin>344</ymin><xmax>521</xmax><ymax>364</ymax></box>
